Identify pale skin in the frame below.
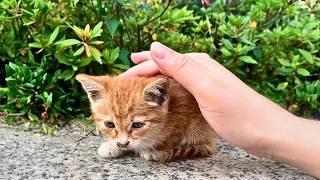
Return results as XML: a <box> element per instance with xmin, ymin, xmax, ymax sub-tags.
<box><xmin>120</xmin><ymin>42</ymin><xmax>320</xmax><ymax>178</ymax></box>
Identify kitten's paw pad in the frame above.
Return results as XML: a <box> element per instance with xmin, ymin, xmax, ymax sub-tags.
<box><xmin>97</xmin><ymin>143</ymin><xmax>122</xmax><ymax>158</ymax></box>
<box><xmin>140</xmin><ymin>152</ymin><xmax>154</xmax><ymax>161</ymax></box>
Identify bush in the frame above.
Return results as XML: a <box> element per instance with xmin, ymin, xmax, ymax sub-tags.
<box><xmin>0</xmin><ymin>0</ymin><xmax>319</xmax><ymax>133</ymax></box>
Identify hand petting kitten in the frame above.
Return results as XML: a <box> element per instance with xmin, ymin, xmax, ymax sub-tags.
<box><xmin>75</xmin><ymin>41</ymin><xmax>320</xmax><ymax>178</ymax></box>
<box><xmin>120</xmin><ymin>42</ymin><xmax>320</xmax><ymax>177</ymax></box>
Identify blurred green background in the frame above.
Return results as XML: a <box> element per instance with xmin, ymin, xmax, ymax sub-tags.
<box><xmin>0</xmin><ymin>0</ymin><xmax>319</xmax><ymax>133</ymax></box>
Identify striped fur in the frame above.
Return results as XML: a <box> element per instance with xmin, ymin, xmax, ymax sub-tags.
<box><xmin>152</xmin><ymin>144</ymin><xmax>215</xmax><ymax>162</ymax></box>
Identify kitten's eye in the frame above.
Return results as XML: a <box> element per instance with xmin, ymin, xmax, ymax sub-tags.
<box><xmin>104</xmin><ymin>121</ymin><xmax>115</xmax><ymax>128</ymax></box>
<box><xmin>132</xmin><ymin>122</ymin><xmax>145</xmax><ymax>129</ymax></box>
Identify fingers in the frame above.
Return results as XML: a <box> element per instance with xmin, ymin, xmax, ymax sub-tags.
<box><xmin>119</xmin><ymin>60</ymin><xmax>160</xmax><ymax>77</ymax></box>
<box><xmin>131</xmin><ymin>51</ymin><xmax>152</xmax><ymax>64</ymax></box>
<box><xmin>186</xmin><ymin>53</ymin><xmax>211</xmax><ymax>59</ymax></box>
<box><xmin>121</xmin><ymin>52</ymin><xmax>217</xmax><ymax>78</ymax></box>
<box><xmin>150</xmin><ymin>42</ymin><xmax>212</xmax><ymax>95</ymax></box>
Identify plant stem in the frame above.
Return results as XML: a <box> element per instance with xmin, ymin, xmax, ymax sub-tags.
<box><xmin>136</xmin><ymin>0</ymin><xmax>173</xmax><ymax>50</ymax></box>
<box><xmin>200</xmin><ymin>1</ymin><xmax>215</xmax><ymax>49</ymax></box>
<box><xmin>141</xmin><ymin>0</ymin><xmax>173</xmax><ymax>27</ymax></box>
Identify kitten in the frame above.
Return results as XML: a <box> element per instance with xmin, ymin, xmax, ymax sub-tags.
<box><xmin>76</xmin><ymin>74</ymin><xmax>217</xmax><ymax>162</ymax></box>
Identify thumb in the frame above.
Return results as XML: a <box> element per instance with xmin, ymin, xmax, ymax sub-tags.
<box><xmin>150</xmin><ymin>42</ymin><xmax>209</xmax><ymax>94</ymax></box>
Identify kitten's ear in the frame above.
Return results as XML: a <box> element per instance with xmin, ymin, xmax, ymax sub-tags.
<box><xmin>143</xmin><ymin>77</ymin><xmax>170</xmax><ymax>107</ymax></box>
<box><xmin>75</xmin><ymin>74</ymin><xmax>106</xmax><ymax>104</ymax></box>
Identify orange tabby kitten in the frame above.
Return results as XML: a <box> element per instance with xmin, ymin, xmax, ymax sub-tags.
<box><xmin>76</xmin><ymin>74</ymin><xmax>217</xmax><ymax>162</ymax></box>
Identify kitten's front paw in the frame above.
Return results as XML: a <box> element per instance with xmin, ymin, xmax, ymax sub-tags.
<box><xmin>139</xmin><ymin>151</ymin><xmax>169</xmax><ymax>162</ymax></box>
<box><xmin>152</xmin><ymin>151</ymin><xmax>171</xmax><ymax>162</ymax></box>
<box><xmin>98</xmin><ymin>142</ymin><xmax>123</xmax><ymax>158</ymax></box>
<box><xmin>140</xmin><ymin>151</ymin><xmax>154</xmax><ymax>161</ymax></box>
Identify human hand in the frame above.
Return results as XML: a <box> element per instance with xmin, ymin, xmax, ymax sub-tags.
<box><xmin>121</xmin><ymin>42</ymin><xmax>320</xmax><ymax>177</ymax></box>
<box><xmin>121</xmin><ymin>42</ymin><xmax>294</xmax><ymax>154</ymax></box>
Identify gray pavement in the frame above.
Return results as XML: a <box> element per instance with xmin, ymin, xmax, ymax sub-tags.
<box><xmin>0</xmin><ymin>122</ymin><xmax>315</xmax><ymax>180</ymax></box>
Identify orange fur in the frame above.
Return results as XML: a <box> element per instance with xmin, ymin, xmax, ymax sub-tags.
<box><xmin>76</xmin><ymin>74</ymin><xmax>217</xmax><ymax>162</ymax></box>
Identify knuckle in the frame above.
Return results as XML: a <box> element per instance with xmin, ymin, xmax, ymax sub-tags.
<box><xmin>200</xmin><ymin>53</ymin><xmax>211</xmax><ymax>59</ymax></box>
<box><xmin>186</xmin><ymin>53</ymin><xmax>210</xmax><ymax>59</ymax></box>
<box><xmin>174</xmin><ymin>54</ymin><xmax>192</xmax><ymax>72</ymax></box>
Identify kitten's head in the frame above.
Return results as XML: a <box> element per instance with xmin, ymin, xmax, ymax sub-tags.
<box><xmin>76</xmin><ymin>74</ymin><xmax>170</xmax><ymax>152</ymax></box>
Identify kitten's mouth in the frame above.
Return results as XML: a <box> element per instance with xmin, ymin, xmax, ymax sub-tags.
<box><xmin>118</xmin><ymin>147</ymin><xmax>131</xmax><ymax>151</ymax></box>
<box><xmin>117</xmin><ymin>144</ymin><xmax>131</xmax><ymax>151</ymax></box>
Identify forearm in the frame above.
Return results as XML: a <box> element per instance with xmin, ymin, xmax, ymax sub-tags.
<box><xmin>241</xmin><ymin>92</ymin><xmax>320</xmax><ymax>178</ymax></box>
<box><xmin>264</xmin><ymin>116</ymin><xmax>320</xmax><ymax>177</ymax></box>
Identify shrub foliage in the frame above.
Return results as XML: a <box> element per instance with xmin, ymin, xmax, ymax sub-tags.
<box><xmin>0</xmin><ymin>0</ymin><xmax>319</xmax><ymax>132</ymax></box>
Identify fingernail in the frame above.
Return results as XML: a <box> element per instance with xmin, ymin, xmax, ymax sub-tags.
<box><xmin>131</xmin><ymin>52</ymin><xmax>138</xmax><ymax>57</ymax></box>
<box><xmin>151</xmin><ymin>42</ymin><xmax>171</xmax><ymax>60</ymax></box>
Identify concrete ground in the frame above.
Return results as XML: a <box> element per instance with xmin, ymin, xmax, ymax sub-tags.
<box><xmin>0</xmin><ymin>122</ymin><xmax>315</xmax><ymax>180</ymax></box>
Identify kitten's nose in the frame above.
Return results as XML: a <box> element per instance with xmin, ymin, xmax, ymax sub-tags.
<box><xmin>117</xmin><ymin>140</ymin><xmax>129</xmax><ymax>148</ymax></box>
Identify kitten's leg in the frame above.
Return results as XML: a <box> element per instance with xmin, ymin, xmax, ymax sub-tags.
<box><xmin>152</xmin><ymin>144</ymin><xmax>216</xmax><ymax>162</ymax></box>
<box><xmin>97</xmin><ymin>141</ymin><xmax>124</xmax><ymax>158</ymax></box>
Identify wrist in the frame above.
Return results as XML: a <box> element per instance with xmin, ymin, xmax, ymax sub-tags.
<box><xmin>239</xmin><ymin>91</ymin><xmax>297</xmax><ymax>157</ymax></box>
<box><xmin>258</xmin><ymin>115</ymin><xmax>320</xmax><ymax>177</ymax></box>
<box><xmin>261</xmin><ymin>115</ymin><xmax>302</xmax><ymax>160</ymax></box>
<box><xmin>244</xmin><ymin>111</ymin><xmax>300</xmax><ymax>159</ymax></box>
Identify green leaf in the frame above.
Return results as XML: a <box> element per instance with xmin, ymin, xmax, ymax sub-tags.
<box><xmin>73</xmin><ymin>46</ymin><xmax>84</xmax><ymax>56</ymax></box>
<box><xmin>84</xmin><ymin>24</ymin><xmax>90</xmax><ymax>37</ymax></box>
<box><xmin>71</xmin><ymin>26</ymin><xmax>83</xmax><ymax>39</ymax></box>
<box><xmin>54</xmin><ymin>53</ymin><xmax>73</xmax><ymax>66</ymax></box>
<box><xmin>239</xmin><ymin>56</ymin><xmax>258</xmax><ymax>64</ymax></box>
<box><xmin>90</xmin><ymin>46</ymin><xmax>102</xmax><ymax>64</ymax></box>
<box><xmin>3</xmin><ymin>45</ymin><xmax>14</xmax><ymax>58</ymax></box>
<box><xmin>58</xmin><ymin>69</ymin><xmax>74</xmax><ymax>81</ymax></box>
<box><xmin>253</xmin><ymin>48</ymin><xmax>262</xmax><ymax>59</ymax></box>
<box><xmin>116</xmin><ymin>0</ymin><xmax>124</xmax><ymax>4</ymax></box>
<box><xmin>28</xmin><ymin>112</ymin><xmax>40</xmax><ymax>122</ymax></box>
<box><xmin>55</xmin><ymin>39</ymin><xmax>81</xmax><ymax>47</ymax></box>
<box><xmin>8</xmin><ymin>62</ymin><xmax>19</xmax><ymax>71</ymax></box>
<box><xmin>91</xmin><ymin>22</ymin><xmax>103</xmax><ymax>38</ymax></box>
<box><xmin>28</xmin><ymin>42</ymin><xmax>43</xmax><ymax>48</ymax></box>
<box><xmin>42</xmin><ymin>124</ymin><xmax>48</xmax><ymax>134</ymax></box>
<box><xmin>6</xmin><ymin>116</ymin><xmax>15</xmax><ymax>125</ymax></box>
<box><xmin>222</xmin><ymin>39</ymin><xmax>233</xmax><ymax>50</ymax></box>
<box><xmin>72</xmin><ymin>66</ymin><xmax>78</xmax><ymax>71</ymax></box>
<box><xmin>84</xmin><ymin>43</ymin><xmax>91</xmax><ymax>57</ymax></box>
<box><xmin>277</xmin><ymin>58</ymin><xmax>291</xmax><ymax>67</ymax></box>
<box><xmin>73</xmin><ymin>0</ymin><xmax>80</xmax><ymax>7</ymax></box>
<box><xmin>23</xmin><ymin>21</ymin><xmax>35</xmax><ymax>26</ymax></box>
<box><xmin>23</xmin><ymin>83</ymin><xmax>35</xmax><ymax>88</ymax></box>
<box><xmin>112</xmin><ymin>64</ymin><xmax>130</xmax><ymax>70</ymax></box>
<box><xmin>90</xmin><ymin>41</ymin><xmax>104</xmax><ymax>45</ymax></box>
<box><xmin>28</xmin><ymin>50</ymin><xmax>38</xmax><ymax>65</ymax></box>
<box><xmin>298</xmin><ymin>49</ymin><xmax>314</xmax><ymax>64</ymax></box>
<box><xmin>106</xmin><ymin>19</ymin><xmax>120</xmax><ymax>38</ymax></box>
<box><xmin>48</xmin><ymin>26</ymin><xmax>59</xmax><ymax>45</ymax></box>
<box><xmin>46</xmin><ymin>93</ymin><xmax>53</xmax><ymax>108</ymax></box>
<box><xmin>111</xmin><ymin>47</ymin><xmax>120</xmax><ymax>62</ymax></box>
<box><xmin>291</xmin><ymin>55</ymin><xmax>300</xmax><ymax>68</ymax></box>
<box><xmin>221</xmin><ymin>48</ymin><xmax>232</xmax><ymax>57</ymax></box>
<box><xmin>276</xmin><ymin>82</ymin><xmax>288</xmax><ymax>91</ymax></box>
<box><xmin>78</xmin><ymin>56</ymin><xmax>92</xmax><ymax>67</ymax></box>
<box><xmin>0</xmin><ymin>87</ymin><xmax>8</xmax><ymax>97</ymax></box>
<box><xmin>103</xmin><ymin>49</ymin><xmax>112</xmax><ymax>64</ymax></box>
<box><xmin>297</xmin><ymin>68</ymin><xmax>310</xmax><ymax>76</ymax></box>
<box><xmin>119</xmin><ymin>49</ymin><xmax>130</xmax><ymax>66</ymax></box>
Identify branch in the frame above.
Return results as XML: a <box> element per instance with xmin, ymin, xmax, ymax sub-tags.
<box><xmin>141</xmin><ymin>0</ymin><xmax>173</xmax><ymax>27</ymax></box>
<box><xmin>136</xmin><ymin>0</ymin><xmax>173</xmax><ymax>50</ymax></box>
